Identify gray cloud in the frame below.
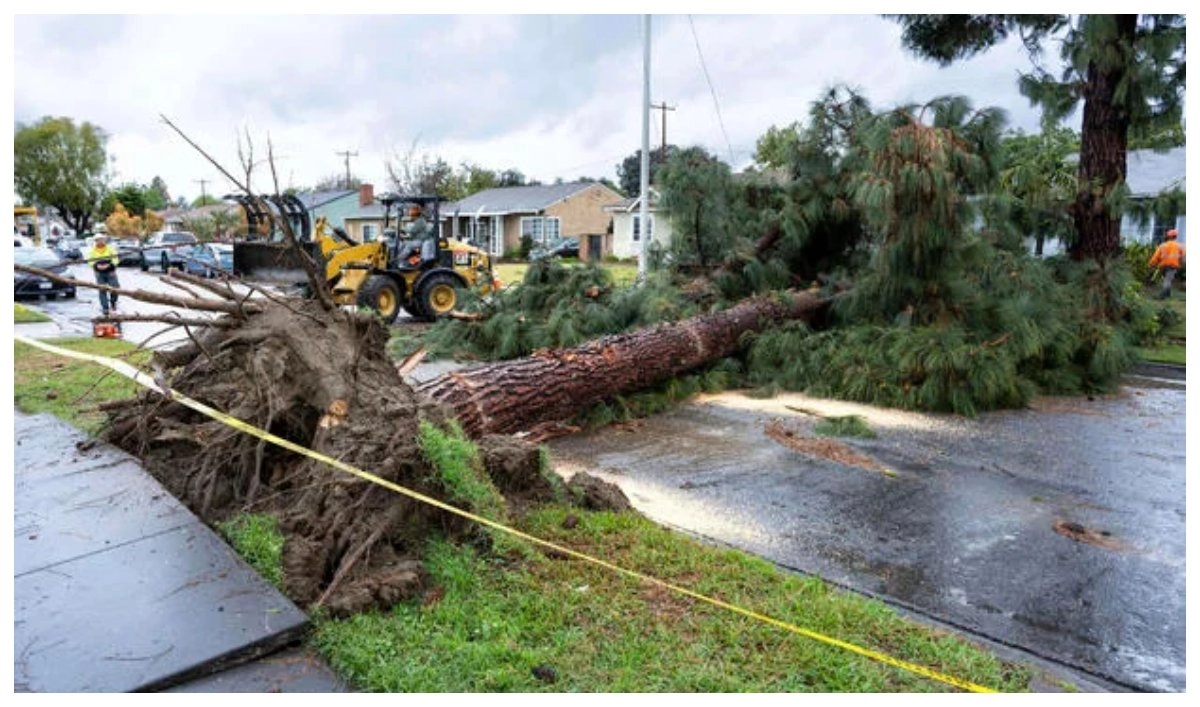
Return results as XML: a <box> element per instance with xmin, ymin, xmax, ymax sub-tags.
<box><xmin>13</xmin><ymin>14</ymin><xmax>1061</xmax><ymax>201</ymax></box>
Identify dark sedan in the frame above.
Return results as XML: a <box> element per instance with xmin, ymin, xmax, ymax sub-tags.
<box><xmin>117</xmin><ymin>238</ymin><xmax>145</xmax><ymax>267</ymax></box>
<box><xmin>14</xmin><ymin>247</ymin><xmax>77</xmax><ymax>300</ymax></box>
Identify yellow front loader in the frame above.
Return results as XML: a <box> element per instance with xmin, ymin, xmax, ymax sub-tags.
<box><xmin>232</xmin><ymin>193</ymin><xmax>497</xmax><ymax>323</ymax></box>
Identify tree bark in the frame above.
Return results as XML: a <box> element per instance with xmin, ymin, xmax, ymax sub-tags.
<box><xmin>1071</xmin><ymin>14</ymin><xmax>1136</xmax><ymax>262</ymax></box>
<box><xmin>417</xmin><ymin>291</ymin><xmax>830</xmax><ymax>437</ymax></box>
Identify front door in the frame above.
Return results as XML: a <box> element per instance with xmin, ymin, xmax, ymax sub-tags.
<box><xmin>587</xmin><ymin>234</ymin><xmax>602</xmax><ymax>262</ymax></box>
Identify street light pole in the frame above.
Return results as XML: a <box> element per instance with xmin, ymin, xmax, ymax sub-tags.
<box><xmin>638</xmin><ymin>14</ymin><xmax>651</xmax><ymax>281</ymax></box>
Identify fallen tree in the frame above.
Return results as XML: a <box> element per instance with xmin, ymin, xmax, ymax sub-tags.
<box><xmin>418</xmin><ymin>290</ymin><xmax>831</xmax><ymax>437</ymax></box>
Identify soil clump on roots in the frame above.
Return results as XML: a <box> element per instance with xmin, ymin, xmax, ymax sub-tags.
<box><xmin>101</xmin><ymin>298</ymin><xmax>624</xmax><ymax>616</ymax></box>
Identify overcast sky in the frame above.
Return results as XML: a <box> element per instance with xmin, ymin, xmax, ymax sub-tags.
<box><xmin>11</xmin><ymin>9</ymin><xmax>1061</xmax><ymax>204</ymax></box>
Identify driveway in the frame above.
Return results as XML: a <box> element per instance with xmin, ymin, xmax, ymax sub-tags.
<box><xmin>547</xmin><ymin>373</ymin><xmax>1186</xmax><ymax>692</ymax></box>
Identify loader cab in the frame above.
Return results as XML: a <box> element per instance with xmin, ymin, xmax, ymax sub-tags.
<box><xmin>379</xmin><ymin>193</ymin><xmax>446</xmax><ymax>270</ymax></box>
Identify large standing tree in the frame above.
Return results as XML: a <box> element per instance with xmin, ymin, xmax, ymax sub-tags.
<box><xmin>888</xmin><ymin>14</ymin><xmax>1186</xmax><ymax>262</ymax></box>
<box><xmin>14</xmin><ymin>116</ymin><xmax>110</xmax><ymax>235</ymax></box>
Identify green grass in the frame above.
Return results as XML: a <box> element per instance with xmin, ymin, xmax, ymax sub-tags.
<box><xmin>418</xmin><ymin>419</ymin><xmax>507</xmax><ymax>522</ymax></box>
<box><xmin>1137</xmin><ymin>289</ymin><xmax>1186</xmax><ymax>366</ymax></box>
<box><xmin>814</xmin><ymin>415</ymin><xmax>878</xmax><ymax>438</ymax></box>
<box><xmin>14</xmin><ymin>303</ymin><xmax>52</xmax><ymax>323</ymax></box>
<box><xmin>494</xmin><ymin>260</ymin><xmax>639</xmax><ymax>291</ymax></box>
<box><xmin>311</xmin><ymin>508</ymin><xmax>1033</xmax><ymax>692</ymax></box>
<box><xmin>13</xmin><ymin>337</ymin><xmax>150</xmax><ymax>433</ymax></box>
<box><xmin>218</xmin><ymin>514</ymin><xmax>285</xmax><ymax>589</ymax></box>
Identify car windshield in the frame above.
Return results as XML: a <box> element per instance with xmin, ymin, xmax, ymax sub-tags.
<box><xmin>14</xmin><ymin>247</ymin><xmax>63</xmax><ymax>268</ymax></box>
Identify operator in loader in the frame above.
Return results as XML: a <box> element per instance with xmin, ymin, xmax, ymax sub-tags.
<box><xmin>400</xmin><ymin>205</ymin><xmax>435</xmax><ymax>267</ymax></box>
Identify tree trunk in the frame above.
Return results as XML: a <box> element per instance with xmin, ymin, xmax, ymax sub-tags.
<box><xmin>1071</xmin><ymin>14</ymin><xmax>1136</xmax><ymax>262</ymax></box>
<box><xmin>417</xmin><ymin>291</ymin><xmax>830</xmax><ymax>437</ymax></box>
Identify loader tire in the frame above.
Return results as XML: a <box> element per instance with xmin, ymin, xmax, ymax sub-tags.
<box><xmin>417</xmin><ymin>272</ymin><xmax>460</xmax><ymax>321</ymax></box>
<box><xmin>358</xmin><ymin>275</ymin><xmax>402</xmax><ymax>325</ymax></box>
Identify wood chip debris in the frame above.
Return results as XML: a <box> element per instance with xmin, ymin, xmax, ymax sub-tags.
<box><xmin>764</xmin><ymin>420</ymin><xmax>894</xmax><ymax>476</ymax></box>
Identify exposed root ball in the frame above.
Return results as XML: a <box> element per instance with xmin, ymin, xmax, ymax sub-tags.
<box><xmin>101</xmin><ymin>299</ymin><xmax>542</xmax><ymax>615</ymax></box>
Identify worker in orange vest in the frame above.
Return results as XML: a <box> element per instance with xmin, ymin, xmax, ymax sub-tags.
<box><xmin>1148</xmin><ymin>228</ymin><xmax>1185</xmax><ymax>300</ymax></box>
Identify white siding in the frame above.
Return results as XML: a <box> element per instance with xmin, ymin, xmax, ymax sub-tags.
<box><xmin>610</xmin><ymin>211</ymin><xmax>673</xmax><ymax>259</ymax></box>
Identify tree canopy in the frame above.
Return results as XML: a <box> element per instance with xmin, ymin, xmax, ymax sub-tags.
<box><xmin>616</xmin><ymin>146</ymin><xmax>677</xmax><ymax>196</ymax></box>
<box><xmin>14</xmin><ymin>116</ymin><xmax>110</xmax><ymax>235</ymax></box>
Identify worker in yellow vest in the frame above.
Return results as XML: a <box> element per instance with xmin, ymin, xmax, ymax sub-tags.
<box><xmin>85</xmin><ymin>235</ymin><xmax>122</xmax><ymax>314</ymax></box>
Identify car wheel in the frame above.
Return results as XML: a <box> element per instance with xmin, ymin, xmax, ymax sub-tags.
<box><xmin>65</xmin><ymin>289</ymin><xmax>76</xmax><ymax>299</ymax></box>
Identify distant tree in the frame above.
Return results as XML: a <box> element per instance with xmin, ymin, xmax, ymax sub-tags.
<box><xmin>658</xmin><ymin>146</ymin><xmax>733</xmax><ymax>269</ymax></box>
<box><xmin>192</xmin><ymin>194</ymin><xmax>222</xmax><ymax>208</ymax></box>
<box><xmin>889</xmin><ymin>14</ymin><xmax>1186</xmax><ymax>262</ymax></box>
<box><xmin>312</xmin><ymin>173</ymin><xmax>363</xmax><ymax>191</ymax></box>
<box><xmin>14</xmin><ymin>116</ymin><xmax>110</xmax><ymax>235</ymax></box>
<box><xmin>104</xmin><ymin>203</ymin><xmax>163</xmax><ymax>238</ymax></box>
<box><xmin>616</xmin><ymin>146</ymin><xmax>676</xmax><ymax>196</ymax></box>
<box><xmin>997</xmin><ymin>126</ymin><xmax>1079</xmax><ymax>255</ymax></box>
<box><xmin>147</xmin><ymin>176</ymin><xmax>171</xmax><ymax>210</ymax></box>
<box><xmin>498</xmin><ymin>169</ymin><xmax>528</xmax><ymax>187</ymax></box>
<box><xmin>461</xmin><ymin>164</ymin><xmax>500</xmax><ymax>196</ymax></box>
<box><xmin>102</xmin><ymin>182</ymin><xmax>149</xmax><ymax>218</ymax></box>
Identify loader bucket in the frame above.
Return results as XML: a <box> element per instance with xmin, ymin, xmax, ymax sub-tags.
<box><xmin>233</xmin><ymin>241</ymin><xmax>320</xmax><ymax>284</ymax></box>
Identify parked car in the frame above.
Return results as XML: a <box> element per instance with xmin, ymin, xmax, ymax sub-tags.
<box><xmin>140</xmin><ymin>231</ymin><xmax>198</xmax><ymax>272</ymax></box>
<box><xmin>117</xmin><ymin>238</ymin><xmax>145</xmax><ymax>267</ymax></box>
<box><xmin>181</xmin><ymin>243</ymin><xmax>234</xmax><ymax>278</ymax></box>
<box><xmin>529</xmin><ymin>237</ymin><xmax>580</xmax><ymax>261</ymax></box>
<box><xmin>54</xmin><ymin>239</ymin><xmax>84</xmax><ymax>262</ymax></box>
<box><xmin>14</xmin><ymin>247</ymin><xmax>77</xmax><ymax>300</ymax></box>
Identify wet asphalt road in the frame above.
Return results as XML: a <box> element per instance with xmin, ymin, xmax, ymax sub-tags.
<box><xmin>548</xmin><ymin>376</ymin><xmax>1187</xmax><ymax>692</ymax></box>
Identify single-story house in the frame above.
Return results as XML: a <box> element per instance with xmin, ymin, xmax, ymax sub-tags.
<box><xmin>602</xmin><ymin>188</ymin><xmax>673</xmax><ymax>260</ymax></box>
<box><xmin>441</xmin><ymin>181</ymin><xmax>623</xmax><ymax>260</ymax></box>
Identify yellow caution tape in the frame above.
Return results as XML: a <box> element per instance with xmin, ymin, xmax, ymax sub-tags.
<box><xmin>14</xmin><ymin>334</ymin><xmax>997</xmax><ymax>693</ymax></box>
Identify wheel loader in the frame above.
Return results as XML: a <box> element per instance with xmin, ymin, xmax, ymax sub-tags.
<box><xmin>231</xmin><ymin>193</ymin><xmax>497</xmax><ymax>323</ymax></box>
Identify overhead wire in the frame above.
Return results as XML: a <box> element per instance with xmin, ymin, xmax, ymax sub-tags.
<box><xmin>687</xmin><ymin>14</ymin><xmax>737</xmax><ymax>165</ymax></box>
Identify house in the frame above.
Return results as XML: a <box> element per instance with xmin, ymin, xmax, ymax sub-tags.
<box><xmin>1119</xmin><ymin>146</ymin><xmax>1186</xmax><ymax>245</ymax></box>
<box><xmin>441</xmin><ymin>181</ymin><xmax>623</xmax><ymax>260</ymax></box>
<box><xmin>603</xmin><ymin>188</ymin><xmax>673</xmax><ymax>260</ymax></box>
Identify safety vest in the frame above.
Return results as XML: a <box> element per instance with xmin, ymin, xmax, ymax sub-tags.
<box><xmin>86</xmin><ymin>243</ymin><xmax>120</xmax><ymax>269</ymax></box>
<box><xmin>1149</xmin><ymin>240</ymin><xmax>1185</xmax><ymax>270</ymax></box>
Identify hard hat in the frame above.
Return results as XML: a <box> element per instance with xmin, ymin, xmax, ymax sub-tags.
<box><xmin>408</xmin><ymin>206</ymin><xmax>422</xmax><ymax>216</ymax></box>
<box><xmin>1166</xmin><ymin>229</ymin><xmax>1178</xmax><ymax>239</ymax></box>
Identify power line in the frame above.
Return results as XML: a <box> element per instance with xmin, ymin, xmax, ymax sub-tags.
<box><xmin>687</xmin><ymin>15</ymin><xmax>735</xmax><ymax>165</ymax></box>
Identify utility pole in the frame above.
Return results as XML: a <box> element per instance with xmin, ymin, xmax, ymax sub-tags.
<box><xmin>194</xmin><ymin>179</ymin><xmax>210</xmax><ymax>203</ymax></box>
<box><xmin>638</xmin><ymin>15</ymin><xmax>651</xmax><ymax>281</ymax></box>
<box><xmin>336</xmin><ymin>149</ymin><xmax>358</xmax><ymax>188</ymax></box>
<box><xmin>650</xmin><ymin>101</ymin><xmax>675</xmax><ymax>166</ymax></box>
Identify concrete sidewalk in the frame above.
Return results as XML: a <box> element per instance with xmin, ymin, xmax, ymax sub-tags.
<box><xmin>13</xmin><ymin>410</ymin><xmax>347</xmax><ymax>693</ymax></box>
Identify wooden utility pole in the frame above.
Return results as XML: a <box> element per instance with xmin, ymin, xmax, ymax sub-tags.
<box><xmin>336</xmin><ymin>149</ymin><xmax>358</xmax><ymax>188</ymax></box>
<box><xmin>651</xmin><ymin>101</ymin><xmax>675</xmax><ymax>164</ymax></box>
<box><xmin>194</xmin><ymin>179</ymin><xmax>210</xmax><ymax>202</ymax></box>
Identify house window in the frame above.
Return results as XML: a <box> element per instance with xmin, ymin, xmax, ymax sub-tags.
<box><xmin>362</xmin><ymin>224</ymin><xmax>376</xmax><ymax>242</ymax></box>
<box><xmin>633</xmin><ymin>214</ymin><xmax>654</xmax><ymax>242</ymax></box>
<box><xmin>521</xmin><ymin>216</ymin><xmax>561</xmax><ymax>245</ymax></box>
